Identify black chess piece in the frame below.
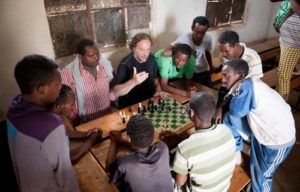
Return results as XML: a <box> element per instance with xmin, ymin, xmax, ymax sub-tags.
<box><xmin>150</xmin><ymin>106</ymin><xmax>154</xmax><ymax>113</ymax></box>
<box><xmin>138</xmin><ymin>106</ymin><xmax>141</xmax><ymax>113</ymax></box>
<box><xmin>173</xmin><ymin>99</ymin><xmax>177</xmax><ymax>106</ymax></box>
<box><xmin>158</xmin><ymin>98</ymin><xmax>161</xmax><ymax>105</ymax></box>
<box><xmin>168</xmin><ymin>106</ymin><xmax>171</xmax><ymax>111</ymax></box>
<box><xmin>154</xmin><ymin>105</ymin><xmax>158</xmax><ymax>110</ymax></box>
<box><xmin>128</xmin><ymin>106</ymin><xmax>132</xmax><ymax>112</ymax></box>
<box><xmin>122</xmin><ymin>117</ymin><xmax>126</xmax><ymax>124</ymax></box>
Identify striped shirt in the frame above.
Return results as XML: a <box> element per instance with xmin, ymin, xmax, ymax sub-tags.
<box><xmin>222</xmin><ymin>43</ymin><xmax>263</xmax><ymax>79</ymax></box>
<box><xmin>280</xmin><ymin>13</ymin><xmax>300</xmax><ymax>48</ymax></box>
<box><xmin>60</xmin><ymin>61</ymin><xmax>115</xmax><ymax>122</ymax></box>
<box><xmin>172</xmin><ymin>124</ymin><xmax>236</xmax><ymax>192</ymax></box>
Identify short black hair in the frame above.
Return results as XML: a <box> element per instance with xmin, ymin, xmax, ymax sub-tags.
<box><xmin>189</xmin><ymin>92</ymin><xmax>216</xmax><ymax>121</ymax></box>
<box><xmin>76</xmin><ymin>39</ymin><xmax>96</xmax><ymax>55</ymax></box>
<box><xmin>192</xmin><ymin>16</ymin><xmax>210</xmax><ymax>28</ymax></box>
<box><xmin>126</xmin><ymin>115</ymin><xmax>154</xmax><ymax>149</ymax></box>
<box><xmin>129</xmin><ymin>33</ymin><xmax>152</xmax><ymax>50</ymax></box>
<box><xmin>54</xmin><ymin>84</ymin><xmax>74</xmax><ymax>105</ymax></box>
<box><xmin>224</xmin><ymin>59</ymin><xmax>249</xmax><ymax>77</ymax></box>
<box><xmin>172</xmin><ymin>43</ymin><xmax>192</xmax><ymax>58</ymax></box>
<box><xmin>14</xmin><ymin>55</ymin><xmax>59</xmax><ymax>95</ymax></box>
<box><xmin>218</xmin><ymin>30</ymin><xmax>240</xmax><ymax>47</ymax></box>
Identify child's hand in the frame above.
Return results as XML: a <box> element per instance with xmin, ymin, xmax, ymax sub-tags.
<box><xmin>109</xmin><ymin>131</ymin><xmax>123</xmax><ymax>143</ymax></box>
<box><xmin>87</xmin><ymin>128</ymin><xmax>102</xmax><ymax>137</ymax></box>
<box><xmin>159</xmin><ymin>131</ymin><xmax>181</xmax><ymax>148</ymax></box>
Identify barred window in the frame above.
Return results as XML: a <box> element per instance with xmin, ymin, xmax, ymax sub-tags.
<box><xmin>206</xmin><ymin>0</ymin><xmax>246</xmax><ymax>28</ymax></box>
<box><xmin>45</xmin><ymin>0</ymin><xmax>151</xmax><ymax>57</ymax></box>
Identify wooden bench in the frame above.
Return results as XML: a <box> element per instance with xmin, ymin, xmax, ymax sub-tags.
<box><xmin>71</xmin><ymin>141</ymin><xmax>118</xmax><ymax>192</ymax></box>
<box><xmin>228</xmin><ymin>153</ymin><xmax>251</xmax><ymax>192</ymax></box>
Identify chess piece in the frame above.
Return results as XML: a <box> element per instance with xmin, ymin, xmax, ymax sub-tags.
<box><xmin>158</xmin><ymin>98</ymin><xmax>161</xmax><ymax>105</ymax></box>
<box><xmin>173</xmin><ymin>99</ymin><xmax>177</xmax><ymax>106</ymax></box>
<box><xmin>128</xmin><ymin>106</ymin><xmax>132</xmax><ymax>112</ymax></box>
<box><xmin>122</xmin><ymin>116</ymin><xmax>126</xmax><ymax>124</ymax></box>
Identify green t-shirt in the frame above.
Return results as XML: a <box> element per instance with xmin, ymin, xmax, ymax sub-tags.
<box><xmin>154</xmin><ymin>49</ymin><xmax>196</xmax><ymax>79</ymax></box>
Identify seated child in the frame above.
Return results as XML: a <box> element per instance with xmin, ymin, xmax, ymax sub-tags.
<box><xmin>155</xmin><ymin>43</ymin><xmax>196</xmax><ymax>97</ymax></box>
<box><xmin>222</xmin><ymin>59</ymin><xmax>295</xmax><ymax>192</ymax></box>
<box><xmin>105</xmin><ymin>115</ymin><xmax>173</xmax><ymax>192</ymax></box>
<box><xmin>52</xmin><ymin>84</ymin><xmax>103</xmax><ymax>163</ymax></box>
<box><xmin>161</xmin><ymin>92</ymin><xmax>236</xmax><ymax>191</ymax></box>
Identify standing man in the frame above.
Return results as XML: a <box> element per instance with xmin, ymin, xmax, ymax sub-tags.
<box><xmin>222</xmin><ymin>59</ymin><xmax>295</xmax><ymax>192</ymax></box>
<box><xmin>218</xmin><ymin>30</ymin><xmax>263</xmax><ymax>79</ymax></box>
<box><xmin>114</xmin><ymin>33</ymin><xmax>167</xmax><ymax>109</ymax></box>
<box><xmin>61</xmin><ymin>39</ymin><xmax>117</xmax><ymax>123</ymax></box>
<box><xmin>215</xmin><ymin>30</ymin><xmax>264</xmax><ymax>123</ymax></box>
<box><xmin>165</xmin><ymin>16</ymin><xmax>213</xmax><ymax>87</ymax></box>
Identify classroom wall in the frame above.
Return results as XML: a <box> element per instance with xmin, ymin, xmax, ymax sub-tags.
<box><xmin>0</xmin><ymin>0</ymin><xmax>279</xmax><ymax>119</ymax></box>
<box><xmin>0</xmin><ymin>0</ymin><xmax>54</xmax><ymax>120</ymax></box>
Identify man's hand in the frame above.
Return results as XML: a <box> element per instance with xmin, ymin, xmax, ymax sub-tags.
<box><xmin>132</xmin><ymin>67</ymin><xmax>149</xmax><ymax>85</ymax></box>
<box><xmin>214</xmin><ymin>107</ymin><xmax>223</xmax><ymax>124</ymax></box>
<box><xmin>87</xmin><ymin>128</ymin><xmax>103</xmax><ymax>145</ymax></box>
<box><xmin>186</xmin><ymin>86</ymin><xmax>198</xmax><ymax>98</ymax></box>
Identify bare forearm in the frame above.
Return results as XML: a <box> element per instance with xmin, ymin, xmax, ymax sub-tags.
<box><xmin>185</xmin><ymin>79</ymin><xmax>192</xmax><ymax>92</ymax></box>
<box><xmin>113</xmin><ymin>79</ymin><xmax>137</xmax><ymax>97</ymax></box>
<box><xmin>70</xmin><ymin>141</ymin><xmax>92</xmax><ymax>163</ymax></box>
<box><xmin>162</xmin><ymin>84</ymin><xmax>187</xmax><ymax>97</ymax></box>
<box><xmin>67</xmin><ymin>130</ymin><xmax>87</xmax><ymax>139</ymax></box>
<box><xmin>105</xmin><ymin>142</ymin><xmax>118</xmax><ymax>171</ymax></box>
<box><xmin>154</xmin><ymin>78</ymin><xmax>162</xmax><ymax>93</ymax></box>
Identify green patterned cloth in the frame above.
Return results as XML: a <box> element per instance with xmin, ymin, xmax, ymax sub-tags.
<box><xmin>273</xmin><ymin>0</ymin><xmax>293</xmax><ymax>32</ymax></box>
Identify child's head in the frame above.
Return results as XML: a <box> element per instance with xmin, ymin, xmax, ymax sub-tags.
<box><xmin>126</xmin><ymin>115</ymin><xmax>154</xmax><ymax>149</ymax></box>
<box><xmin>52</xmin><ymin>84</ymin><xmax>75</xmax><ymax>116</ymax></box>
<box><xmin>172</xmin><ymin>43</ymin><xmax>193</xmax><ymax>69</ymax></box>
<box><xmin>188</xmin><ymin>92</ymin><xmax>216</xmax><ymax>126</ymax></box>
<box><xmin>221</xmin><ymin>59</ymin><xmax>249</xmax><ymax>89</ymax></box>
<box><xmin>14</xmin><ymin>55</ymin><xmax>61</xmax><ymax>104</ymax></box>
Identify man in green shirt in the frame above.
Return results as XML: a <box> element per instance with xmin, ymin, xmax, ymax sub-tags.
<box><xmin>155</xmin><ymin>43</ymin><xmax>196</xmax><ymax>97</ymax></box>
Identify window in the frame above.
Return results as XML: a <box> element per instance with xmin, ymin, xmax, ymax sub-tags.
<box><xmin>206</xmin><ymin>0</ymin><xmax>246</xmax><ymax>28</ymax></box>
<box><xmin>44</xmin><ymin>0</ymin><xmax>151</xmax><ymax>57</ymax></box>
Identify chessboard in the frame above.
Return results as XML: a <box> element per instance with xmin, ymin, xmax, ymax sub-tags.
<box><xmin>134</xmin><ymin>98</ymin><xmax>193</xmax><ymax>133</ymax></box>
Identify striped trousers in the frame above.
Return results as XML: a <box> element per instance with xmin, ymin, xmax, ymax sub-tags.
<box><xmin>277</xmin><ymin>44</ymin><xmax>300</xmax><ymax>100</ymax></box>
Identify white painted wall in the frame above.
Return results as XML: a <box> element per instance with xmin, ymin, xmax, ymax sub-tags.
<box><xmin>0</xmin><ymin>0</ymin><xmax>279</xmax><ymax>119</ymax></box>
<box><xmin>0</xmin><ymin>0</ymin><xmax>54</xmax><ymax>119</ymax></box>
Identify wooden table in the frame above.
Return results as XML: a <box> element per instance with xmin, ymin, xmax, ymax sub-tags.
<box><xmin>72</xmin><ymin>93</ymin><xmax>195</xmax><ymax>192</ymax></box>
<box><xmin>72</xmin><ymin>85</ymin><xmax>250</xmax><ymax>192</ymax></box>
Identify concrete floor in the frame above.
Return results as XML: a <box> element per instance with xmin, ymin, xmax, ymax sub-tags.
<box><xmin>273</xmin><ymin>90</ymin><xmax>300</xmax><ymax>192</ymax></box>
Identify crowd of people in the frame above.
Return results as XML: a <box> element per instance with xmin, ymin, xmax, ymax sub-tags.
<box><xmin>6</xmin><ymin>4</ymin><xmax>299</xmax><ymax>191</ymax></box>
